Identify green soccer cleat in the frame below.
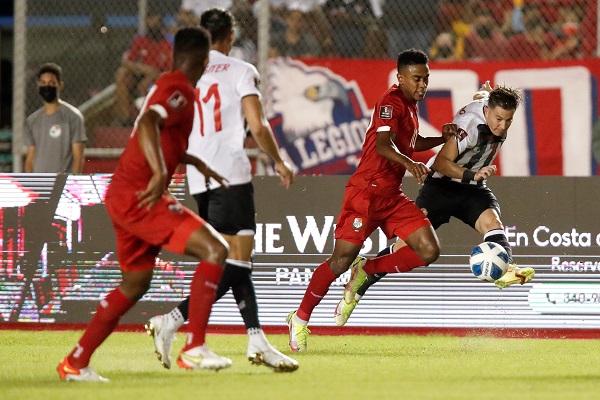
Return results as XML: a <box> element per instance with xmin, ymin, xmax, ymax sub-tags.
<box><xmin>343</xmin><ymin>256</ymin><xmax>367</xmax><ymax>304</ymax></box>
<box><xmin>334</xmin><ymin>298</ymin><xmax>359</xmax><ymax>327</ymax></box>
<box><xmin>495</xmin><ymin>265</ymin><xmax>535</xmax><ymax>290</ymax></box>
<box><xmin>286</xmin><ymin>310</ymin><xmax>310</xmax><ymax>352</ymax></box>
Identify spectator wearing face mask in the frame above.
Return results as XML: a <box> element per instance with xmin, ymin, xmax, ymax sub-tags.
<box><xmin>24</xmin><ymin>63</ymin><xmax>87</xmax><ymax>173</ymax></box>
<box><xmin>114</xmin><ymin>10</ymin><xmax>173</xmax><ymax>125</ymax></box>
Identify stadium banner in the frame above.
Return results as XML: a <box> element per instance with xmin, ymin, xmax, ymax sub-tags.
<box><xmin>1</xmin><ymin>174</ymin><xmax>600</xmax><ymax>330</ymax></box>
<box><xmin>267</xmin><ymin>58</ymin><xmax>600</xmax><ymax>176</ymax></box>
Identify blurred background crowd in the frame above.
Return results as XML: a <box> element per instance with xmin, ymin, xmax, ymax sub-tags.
<box><xmin>0</xmin><ymin>0</ymin><xmax>597</xmax><ymax>171</ymax></box>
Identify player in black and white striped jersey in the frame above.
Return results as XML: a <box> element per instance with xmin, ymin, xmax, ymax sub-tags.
<box><xmin>334</xmin><ymin>82</ymin><xmax>536</xmax><ymax>326</ymax></box>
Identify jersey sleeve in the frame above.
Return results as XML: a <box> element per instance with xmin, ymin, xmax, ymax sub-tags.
<box><xmin>237</xmin><ymin>63</ymin><xmax>261</xmax><ymax>99</ymax></box>
<box><xmin>373</xmin><ymin>92</ymin><xmax>405</xmax><ymax>134</ymax></box>
<box><xmin>453</xmin><ymin>108</ymin><xmax>481</xmax><ymax>154</ymax></box>
<box><xmin>70</xmin><ymin>109</ymin><xmax>87</xmax><ymax>143</ymax></box>
<box><xmin>147</xmin><ymin>79</ymin><xmax>193</xmax><ymax>127</ymax></box>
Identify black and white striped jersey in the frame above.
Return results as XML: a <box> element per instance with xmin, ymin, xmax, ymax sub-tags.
<box><xmin>427</xmin><ymin>96</ymin><xmax>505</xmax><ymax>186</ymax></box>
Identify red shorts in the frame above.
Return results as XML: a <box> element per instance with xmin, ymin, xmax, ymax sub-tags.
<box><xmin>334</xmin><ymin>185</ymin><xmax>431</xmax><ymax>245</ymax></box>
<box><xmin>105</xmin><ymin>190</ymin><xmax>206</xmax><ymax>272</ymax></box>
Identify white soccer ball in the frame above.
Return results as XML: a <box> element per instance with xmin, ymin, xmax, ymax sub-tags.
<box><xmin>469</xmin><ymin>242</ymin><xmax>510</xmax><ymax>282</ymax></box>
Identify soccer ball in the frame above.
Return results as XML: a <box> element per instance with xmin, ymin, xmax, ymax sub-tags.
<box><xmin>469</xmin><ymin>242</ymin><xmax>510</xmax><ymax>282</ymax></box>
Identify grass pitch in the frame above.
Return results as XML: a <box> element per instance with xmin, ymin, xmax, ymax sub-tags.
<box><xmin>1</xmin><ymin>330</ymin><xmax>599</xmax><ymax>400</ymax></box>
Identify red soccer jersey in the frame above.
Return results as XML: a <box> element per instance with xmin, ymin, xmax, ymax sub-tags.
<box><xmin>126</xmin><ymin>34</ymin><xmax>173</xmax><ymax>72</ymax></box>
<box><xmin>109</xmin><ymin>70</ymin><xmax>195</xmax><ymax>192</ymax></box>
<box><xmin>347</xmin><ymin>84</ymin><xmax>419</xmax><ymax>196</ymax></box>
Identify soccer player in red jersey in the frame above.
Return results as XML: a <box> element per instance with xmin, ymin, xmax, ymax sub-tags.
<box><xmin>57</xmin><ymin>27</ymin><xmax>232</xmax><ymax>382</ymax></box>
<box><xmin>287</xmin><ymin>49</ymin><xmax>453</xmax><ymax>352</ymax></box>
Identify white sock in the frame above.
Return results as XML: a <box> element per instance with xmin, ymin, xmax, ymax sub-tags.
<box><xmin>166</xmin><ymin>308</ymin><xmax>185</xmax><ymax>331</ymax></box>
<box><xmin>247</xmin><ymin>328</ymin><xmax>269</xmax><ymax>348</ymax></box>
<box><xmin>294</xmin><ymin>314</ymin><xmax>308</xmax><ymax>325</ymax></box>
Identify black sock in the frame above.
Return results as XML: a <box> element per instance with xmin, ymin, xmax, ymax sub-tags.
<box><xmin>484</xmin><ymin>229</ymin><xmax>513</xmax><ymax>263</ymax></box>
<box><xmin>230</xmin><ymin>267</ymin><xmax>260</xmax><ymax>330</ymax></box>
<box><xmin>357</xmin><ymin>244</ymin><xmax>392</xmax><ymax>296</ymax></box>
<box><xmin>176</xmin><ymin>297</ymin><xmax>190</xmax><ymax>321</ymax></box>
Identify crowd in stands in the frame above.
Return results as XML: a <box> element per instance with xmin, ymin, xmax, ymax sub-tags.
<box><xmin>110</xmin><ymin>0</ymin><xmax>596</xmax><ymax>124</ymax></box>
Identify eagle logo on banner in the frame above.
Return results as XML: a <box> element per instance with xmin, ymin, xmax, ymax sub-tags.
<box><xmin>267</xmin><ymin>58</ymin><xmax>371</xmax><ymax>175</ymax></box>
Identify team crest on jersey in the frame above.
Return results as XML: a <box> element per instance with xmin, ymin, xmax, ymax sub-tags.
<box><xmin>457</xmin><ymin>128</ymin><xmax>468</xmax><ymax>141</ymax></box>
<box><xmin>379</xmin><ymin>105</ymin><xmax>393</xmax><ymax>119</ymax></box>
<box><xmin>167</xmin><ymin>91</ymin><xmax>187</xmax><ymax>110</ymax></box>
<box><xmin>353</xmin><ymin>217</ymin><xmax>363</xmax><ymax>229</ymax></box>
<box><xmin>267</xmin><ymin>58</ymin><xmax>370</xmax><ymax>175</ymax></box>
<box><xmin>49</xmin><ymin>125</ymin><xmax>62</xmax><ymax>138</ymax></box>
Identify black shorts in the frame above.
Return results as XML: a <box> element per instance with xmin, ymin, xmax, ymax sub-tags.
<box><xmin>193</xmin><ymin>182</ymin><xmax>256</xmax><ymax>235</ymax></box>
<box><xmin>415</xmin><ymin>178</ymin><xmax>500</xmax><ymax>230</ymax></box>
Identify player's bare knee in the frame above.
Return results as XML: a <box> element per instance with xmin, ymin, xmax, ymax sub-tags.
<box><xmin>201</xmin><ymin>240</ymin><xmax>229</xmax><ymax>266</ymax></box>
<box><xmin>120</xmin><ymin>279</ymin><xmax>151</xmax><ymax>302</ymax></box>
<box><xmin>419</xmin><ymin>242</ymin><xmax>440</xmax><ymax>265</ymax></box>
<box><xmin>328</xmin><ymin>255</ymin><xmax>354</xmax><ymax>276</ymax></box>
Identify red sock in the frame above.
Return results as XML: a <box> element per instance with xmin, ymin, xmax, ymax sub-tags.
<box><xmin>363</xmin><ymin>246</ymin><xmax>425</xmax><ymax>275</ymax></box>
<box><xmin>68</xmin><ymin>288</ymin><xmax>135</xmax><ymax>369</ymax></box>
<box><xmin>183</xmin><ymin>261</ymin><xmax>223</xmax><ymax>350</ymax></box>
<box><xmin>297</xmin><ymin>260</ymin><xmax>337</xmax><ymax>321</ymax></box>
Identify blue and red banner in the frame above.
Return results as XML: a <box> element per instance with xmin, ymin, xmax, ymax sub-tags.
<box><xmin>267</xmin><ymin>58</ymin><xmax>600</xmax><ymax>176</ymax></box>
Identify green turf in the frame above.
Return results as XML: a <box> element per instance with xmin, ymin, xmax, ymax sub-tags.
<box><xmin>1</xmin><ymin>330</ymin><xmax>599</xmax><ymax>400</ymax></box>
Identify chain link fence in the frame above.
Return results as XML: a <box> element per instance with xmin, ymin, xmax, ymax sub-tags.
<box><xmin>9</xmin><ymin>0</ymin><xmax>599</xmax><ymax>172</ymax></box>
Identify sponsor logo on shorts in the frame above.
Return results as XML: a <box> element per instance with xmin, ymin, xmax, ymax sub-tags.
<box><xmin>353</xmin><ymin>217</ymin><xmax>363</xmax><ymax>229</ymax></box>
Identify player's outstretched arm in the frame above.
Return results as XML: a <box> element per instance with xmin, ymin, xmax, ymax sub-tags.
<box><xmin>242</xmin><ymin>95</ymin><xmax>294</xmax><ymax>188</ymax></box>
<box><xmin>414</xmin><ymin>123</ymin><xmax>456</xmax><ymax>151</ymax></box>
<box><xmin>136</xmin><ymin>109</ymin><xmax>167</xmax><ymax>210</ymax></box>
<box><xmin>182</xmin><ymin>153</ymin><xmax>229</xmax><ymax>188</ymax></box>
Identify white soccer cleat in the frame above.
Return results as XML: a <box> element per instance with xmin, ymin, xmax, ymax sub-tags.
<box><xmin>334</xmin><ymin>298</ymin><xmax>359</xmax><ymax>327</ymax></box>
<box><xmin>247</xmin><ymin>342</ymin><xmax>299</xmax><ymax>372</ymax></box>
<box><xmin>57</xmin><ymin>358</ymin><xmax>109</xmax><ymax>382</ymax></box>
<box><xmin>177</xmin><ymin>344</ymin><xmax>232</xmax><ymax>371</ymax></box>
<box><xmin>145</xmin><ymin>314</ymin><xmax>177</xmax><ymax>369</ymax></box>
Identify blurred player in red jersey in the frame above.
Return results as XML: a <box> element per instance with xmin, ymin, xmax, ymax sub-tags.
<box><xmin>146</xmin><ymin>8</ymin><xmax>297</xmax><ymax>373</ymax></box>
<box><xmin>287</xmin><ymin>49</ymin><xmax>453</xmax><ymax>352</ymax></box>
<box><xmin>57</xmin><ymin>27</ymin><xmax>232</xmax><ymax>382</ymax></box>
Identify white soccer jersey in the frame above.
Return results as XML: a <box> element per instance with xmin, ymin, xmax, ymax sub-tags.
<box><xmin>187</xmin><ymin>50</ymin><xmax>261</xmax><ymax>194</ymax></box>
<box><xmin>428</xmin><ymin>94</ymin><xmax>506</xmax><ymax>185</ymax></box>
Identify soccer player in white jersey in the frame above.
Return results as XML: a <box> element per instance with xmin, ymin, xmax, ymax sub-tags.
<box><xmin>334</xmin><ymin>82</ymin><xmax>536</xmax><ymax>326</ymax></box>
<box><xmin>145</xmin><ymin>8</ymin><xmax>297</xmax><ymax>372</ymax></box>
